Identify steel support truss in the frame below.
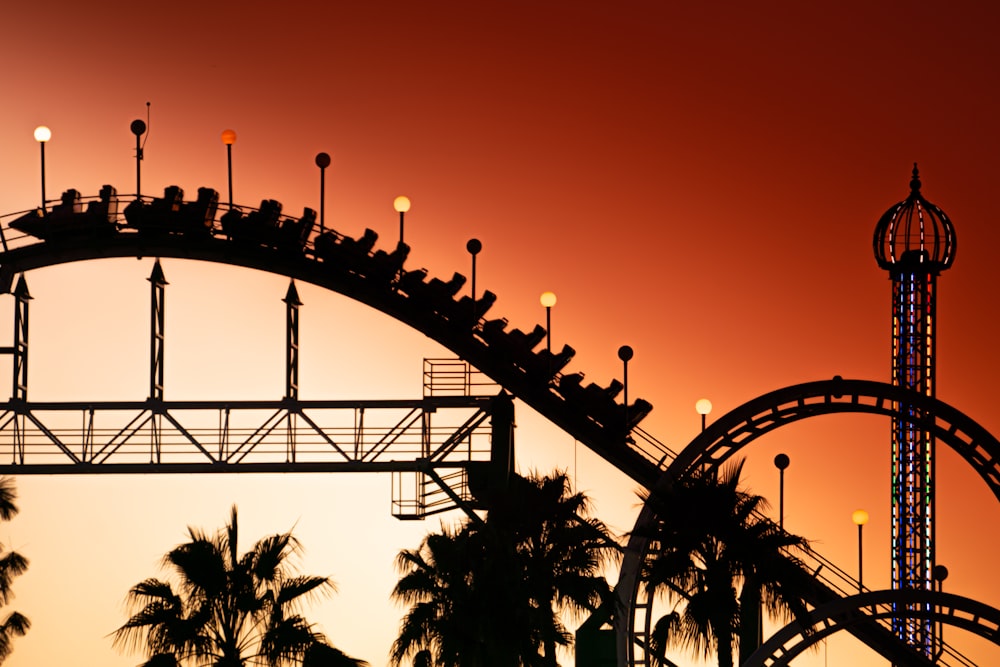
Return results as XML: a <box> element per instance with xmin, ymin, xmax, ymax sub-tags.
<box><xmin>0</xmin><ymin>393</ymin><xmax>512</xmax><ymax>520</ymax></box>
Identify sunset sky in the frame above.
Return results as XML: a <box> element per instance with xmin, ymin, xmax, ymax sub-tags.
<box><xmin>1</xmin><ymin>1</ymin><xmax>999</xmax><ymax>665</ymax></box>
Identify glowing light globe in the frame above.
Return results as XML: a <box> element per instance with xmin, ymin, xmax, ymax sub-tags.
<box><xmin>393</xmin><ymin>196</ymin><xmax>411</xmax><ymax>213</ymax></box>
<box><xmin>852</xmin><ymin>509</ymin><xmax>869</xmax><ymax>526</ymax></box>
<box><xmin>221</xmin><ymin>129</ymin><xmax>237</xmax><ymax>145</ymax></box>
<box><xmin>695</xmin><ymin>398</ymin><xmax>713</xmax><ymax>416</ymax></box>
<box><xmin>34</xmin><ymin>126</ymin><xmax>52</xmax><ymax>143</ymax></box>
<box><xmin>540</xmin><ymin>291</ymin><xmax>557</xmax><ymax>308</ymax></box>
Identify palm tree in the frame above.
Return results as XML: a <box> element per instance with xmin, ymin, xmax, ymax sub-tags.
<box><xmin>391</xmin><ymin>524</ymin><xmax>524</xmax><ymax>667</ymax></box>
<box><xmin>390</xmin><ymin>471</ymin><xmax>618</xmax><ymax>667</ymax></box>
<box><xmin>639</xmin><ymin>460</ymin><xmax>811</xmax><ymax>667</ymax></box>
<box><xmin>0</xmin><ymin>477</ymin><xmax>28</xmax><ymax>665</ymax></box>
<box><xmin>484</xmin><ymin>472</ymin><xmax>619</xmax><ymax>667</ymax></box>
<box><xmin>112</xmin><ymin>505</ymin><xmax>367</xmax><ymax>667</ymax></box>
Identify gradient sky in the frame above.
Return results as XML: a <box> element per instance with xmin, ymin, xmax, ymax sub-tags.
<box><xmin>1</xmin><ymin>1</ymin><xmax>999</xmax><ymax>665</ymax></box>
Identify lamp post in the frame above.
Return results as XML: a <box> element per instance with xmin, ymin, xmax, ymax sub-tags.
<box><xmin>540</xmin><ymin>291</ymin><xmax>557</xmax><ymax>355</ymax></box>
<box><xmin>695</xmin><ymin>398</ymin><xmax>712</xmax><ymax>432</ymax></box>
<box><xmin>33</xmin><ymin>126</ymin><xmax>51</xmax><ymax>212</ymax></box>
<box><xmin>933</xmin><ymin>564</ymin><xmax>948</xmax><ymax>657</ymax></box>
<box><xmin>394</xmin><ymin>195</ymin><xmax>411</xmax><ymax>246</ymax></box>
<box><xmin>852</xmin><ymin>509</ymin><xmax>869</xmax><ymax>592</ymax></box>
<box><xmin>774</xmin><ymin>453</ymin><xmax>789</xmax><ymax>530</ymax></box>
<box><xmin>130</xmin><ymin>119</ymin><xmax>146</xmax><ymax>199</ymax></box>
<box><xmin>221</xmin><ymin>129</ymin><xmax>237</xmax><ymax>209</ymax></box>
<box><xmin>315</xmin><ymin>152</ymin><xmax>331</xmax><ymax>234</ymax></box>
<box><xmin>618</xmin><ymin>345</ymin><xmax>634</xmax><ymax>435</ymax></box>
<box><xmin>467</xmin><ymin>239</ymin><xmax>482</xmax><ymax>319</ymax></box>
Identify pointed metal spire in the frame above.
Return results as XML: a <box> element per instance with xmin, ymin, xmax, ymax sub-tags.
<box><xmin>909</xmin><ymin>162</ymin><xmax>922</xmax><ymax>194</ymax></box>
<box><xmin>283</xmin><ymin>280</ymin><xmax>302</xmax><ymax>307</ymax></box>
<box><xmin>148</xmin><ymin>259</ymin><xmax>168</xmax><ymax>286</ymax></box>
<box><xmin>13</xmin><ymin>275</ymin><xmax>31</xmax><ymax>301</ymax></box>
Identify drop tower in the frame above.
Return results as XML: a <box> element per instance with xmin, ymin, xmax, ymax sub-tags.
<box><xmin>872</xmin><ymin>164</ymin><xmax>956</xmax><ymax>657</ymax></box>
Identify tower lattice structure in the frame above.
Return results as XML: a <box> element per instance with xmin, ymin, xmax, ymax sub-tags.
<box><xmin>873</xmin><ymin>165</ymin><xmax>956</xmax><ymax>657</ymax></box>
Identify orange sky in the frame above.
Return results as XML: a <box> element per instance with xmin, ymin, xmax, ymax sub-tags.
<box><xmin>1</xmin><ymin>2</ymin><xmax>999</xmax><ymax>665</ymax></box>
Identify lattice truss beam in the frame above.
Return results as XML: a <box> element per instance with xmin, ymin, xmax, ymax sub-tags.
<box><xmin>0</xmin><ymin>396</ymin><xmax>503</xmax><ymax>518</ymax></box>
<box><xmin>891</xmin><ymin>270</ymin><xmax>937</xmax><ymax>653</ymax></box>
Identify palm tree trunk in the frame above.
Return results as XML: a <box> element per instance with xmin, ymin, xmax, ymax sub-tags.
<box><xmin>717</xmin><ymin>629</ymin><xmax>734</xmax><ymax>667</ymax></box>
<box><xmin>737</xmin><ymin>578</ymin><xmax>761</xmax><ymax>665</ymax></box>
<box><xmin>544</xmin><ymin>638</ymin><xmax>558</xmax><ymax>667</ymax></box>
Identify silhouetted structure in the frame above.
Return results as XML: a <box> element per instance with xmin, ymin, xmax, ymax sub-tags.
<box><xmin>873</xmin><ymin>164</ymin><xmax>955</xmax><ymax>658</ymax></box>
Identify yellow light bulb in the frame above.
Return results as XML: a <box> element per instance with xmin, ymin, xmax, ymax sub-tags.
<box><xmin>393</xmin><ymin>195</ymin><xmax>411</xmax><ymax>213</ymax></box>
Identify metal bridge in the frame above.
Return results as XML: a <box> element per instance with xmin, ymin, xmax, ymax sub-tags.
<box><xmin>0</xmin><ymin>184</ymin><xmax>995</xmax><ymax>666</ymax></box>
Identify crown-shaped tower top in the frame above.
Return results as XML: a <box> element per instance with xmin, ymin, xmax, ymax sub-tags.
<box><xmin>873</xmin><ymin>164</ymin><xmax>956</xmax><ymax>272</ymax></box>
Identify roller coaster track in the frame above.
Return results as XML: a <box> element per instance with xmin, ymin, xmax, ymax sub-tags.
<box><xmin>622</xmin><ymin>380</ymin><xmax>1000</xmax><ymax>667</ymax></box>
<box><xmin>0</xmin><ymin>189</ymin><xmax>654</xmax><ymax>483</ymax></box>
<box><xmin>1</xmin><ymin>189</ymin><xmax>994</xmax><ymax>665</ymax></box>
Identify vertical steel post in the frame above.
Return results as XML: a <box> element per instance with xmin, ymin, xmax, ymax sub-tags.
<box><xmin>283</xmin><ymin>281</ymin><xmax>301</xmax><ymax>401</ymax></box>
<box><xmin>148</xmin><ymin>260</ymin><xmax>167</xmax><ymax>401</ymax></box>
<box><xmin>283</xmin><ymin>281</ymin><xmax>302</xmax><ymax>463</ymax></box>
<box><xmin>148</xmin><ymin>260</ymin><xmax>167</xmax><ymax>464</ymax></box>
<box><xmin>11</xmin><ymin>276</ymin><xmax>31</xmax><ymax>403</ymax></box>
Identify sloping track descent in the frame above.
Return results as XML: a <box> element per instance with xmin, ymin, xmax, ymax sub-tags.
<box><xmin>0</xmin><ymin>185</ymin><xmax>658</xmax><ymax>479</ymax></box>
<box><xmin>3</xmin><ymin>187</ymin><xmax>998</xmax><ymax>666</ymax></box>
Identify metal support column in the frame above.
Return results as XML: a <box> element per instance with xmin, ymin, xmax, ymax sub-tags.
<box><xmin>11</xmin><ymin>276</ymin><xmax>31</xmax><ymax>402</ymax></box>
<box><xmin>9</xmin><ymin>276</ymin><xmax>31</xmax><ymax>465</ymax></box>
<box><xmin>283</xmin><ymin>280</ymin><xmax>301</xmax><ymax>463</ymax></box>
<box><xmin>148</xmin><ymin>260</ymin><xmax>167</xmax><ymax>401</ymax></box>
<box><xmin>148</xmin><ymin>260</ymin><xmax>167</xmax><ymax>463</ymax></box>
<box><xmin>284</xmin><ymin>280</ymin><xmax>301</xmax><ymax>400</ymax></box>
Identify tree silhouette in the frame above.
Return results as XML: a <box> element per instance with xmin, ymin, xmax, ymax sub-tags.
<box><xmin>638</xmin><ymin>460</ymin><xmax>811</xmax><ymax>667</ymax></box>
<box><xmin>112</xmin><ymin>505</ymin><xmax>366</xmax><ymax>667</ymax></box>
<box><xmin>0</xmin><ymin>477</ymin><xmax>28</xmax><ymax>664</ymax></box>
<box><xmin>391</xmin><ymin>471</ymin><xmax>617</xmax><ymax>667</ymax></box>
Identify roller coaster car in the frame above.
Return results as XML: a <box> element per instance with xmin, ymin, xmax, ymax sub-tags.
<box><xmin>399</xmin><ymin>271</ymin><xmax>469</xmax><ymax>321</ymax></box>
<box><xmin>506</xmin><ymin>324</ymin><xmax>547</xmax><ymax>355</ymax></box>
<box><xmin>555</xmin><ymin>373</ymin><xmax>630</xmax><ymax>428</ymax></box>
<box><xmin>479</xmin><ymin>319</ymin><xmax>547</xmax><ymax>362</ymax></box>
<box><xmin>313</xmin><ymin>228</ymin><xmax>378</xmax><ymax>273</ymax></box>
<box><xmin>598</xmin><ymin>398</ymin><xmax>655</xmax><ymax>433</ymax></box>
<box><xmin>10</xmin><ymin>186</ymin><xmax>119</xmax><ymax>241</ymax></box>
<box><xmin>368</xmin><ymin>242</ymin><xmax>410</xmax><ymax>285</ymax></box>
<box><xmin>240</xmin><ymin>199</ymin><xmax>283</xmax><ymax>245</ymax></box>
<box><xmin>556</xmin><ymin>372</ymin><xmax>586</xmax><ymax>400</ymax></box>
<box><xmin>88</xmin><ymin>185</ymin><xmax>120</xmax><ymax>224</ymax></box>
<box><xmin>427</xmin><ymin>272</ymin><xmax>467</xmax><ymax>299</ymax></box>
<box><xmin>586</xmin><ymin>378</ymin><xmax>623</xmax><ymax>401</ymax></box>
<box><xmin>396</xmin><ymin>267</ymin><xmax>429</xmax><ymax>297</ymax></box>
<box><xmin>221</xmin><ymin>199</ymin><xmax>292</xmax><ymax>249</ymax></box>
<box><xmin>278</xmin><ymin>207</ymin><xmax>316</xmax><ymax>250</ymax></box>
<box><xmin>174</xmin><ymin>187</ymin><xmax>219</xmax><ymax>236</ymax></box>
<box><xmin>442</xmin><ymin>290</ymin><xmax>497</xmax><ymax>329</ymax></box>
<box><xmin>579</xmin><ymin>380</ymin><xmax>632</xmax><ymax>429</ymax></box>
<box><xmin>52</xmin><ymin>188</ymin><xmax>83</xmax><ymax>215</ymax></box>
<box><xmin>624</xmin><ymin>398</ymin><xmax>653</xmax><ymax>429</ymax></box>
<box><xmin>523</xmin><ymin>343</ymin><xmax>576</xmax><ymax>380</ymax></box>
<box><xmin>124</xmin><ymin>185</ymin><xmax>184</xmax><ymax>233</ymax></box>
<box><xmin>478</xmin><ymin>317</ymin><xmax>509</xmax><ymax>345</ymax></box>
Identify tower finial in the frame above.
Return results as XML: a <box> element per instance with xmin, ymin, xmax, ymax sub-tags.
<box><xmin>910</xmin><ymin>162</ymin><xmax>921</xmax><ymax>192</ymax></box>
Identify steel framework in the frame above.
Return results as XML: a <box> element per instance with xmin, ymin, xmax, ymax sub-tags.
<box><xmin>0</xmin><ymin>180</ymin><xmax>989</xmax><ymax>666</ymax></box>
<box><xmin>0</xmin><ymin>258</ymin><xmax>514</xmax><ymax>520</ymax></box>
<box><xmin>873</xmin><ymin>165</ymin><xmax>956</xmax><ymax>657</ymax></box>
<box><xmin>618</xmin><ymin>378</ymin><xmax>1000</xmax><ymax>667</ymax></box>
